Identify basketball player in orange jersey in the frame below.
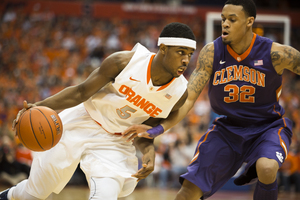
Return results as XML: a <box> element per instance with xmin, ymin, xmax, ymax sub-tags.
<box><xmin>123</xmin><ymin>0</ymin><xmax>300</xmax><ymax>199</ymax></box>
<box><xmin>0</xmin><ymin>22</ymin><xmax>196</xmax><ymax>200</ymax></box>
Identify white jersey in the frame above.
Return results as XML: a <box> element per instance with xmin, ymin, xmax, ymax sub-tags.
<box><xmin>84</xmin><ymin>43</ymin><xmax>188</xmax><ymax>133</ymax></box>
<box><xmin>19</xmin><ymin>43</ymin><xmax>187</xmax><ymax>199</ymax></box>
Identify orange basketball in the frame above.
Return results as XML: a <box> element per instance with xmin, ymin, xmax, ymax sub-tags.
<box><xmin>16</xmin><ymin>106</ymin><xmax>63</xmax><ymax>152</ymax></box>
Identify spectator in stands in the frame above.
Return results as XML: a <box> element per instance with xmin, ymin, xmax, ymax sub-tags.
<box><xmin>278</xmin><ymin>140</ymin><xmax>300</xmax><ymax>192</ymax></box>
<box><xmin>0</xmin><ymin>135</ymin><xmax>30</xmax><ymax>186</ymax></box>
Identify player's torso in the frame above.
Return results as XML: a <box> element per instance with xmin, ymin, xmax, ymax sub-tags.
<box><xmin>84</xmin><ymin>43</ymin><xmax>187</xmax><ymax>132</ymax></box>
<box><xmin>209</xmin><ymin>34</ymin><xmax>284</xmax><ymax>123</ymax></box>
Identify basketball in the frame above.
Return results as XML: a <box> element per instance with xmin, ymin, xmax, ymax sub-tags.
<box><xmin>16</xmin><ymin>106</ymin><xmax>63</xmax><ymax>152</ymax></box>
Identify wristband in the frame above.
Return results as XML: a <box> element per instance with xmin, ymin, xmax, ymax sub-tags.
<box><xmin>146</xmin><ymin>125</ymin><xmax>164</xmax><ymax>138</ymax></box>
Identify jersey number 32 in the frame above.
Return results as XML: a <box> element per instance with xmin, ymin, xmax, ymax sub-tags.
<box><xmin>224</xmin><ymin>84</ymin><xmax>255</xmax><ymax>103</ymax></box>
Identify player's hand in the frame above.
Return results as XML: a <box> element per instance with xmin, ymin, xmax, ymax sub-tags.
<box><xmin>12</xmin><ymin>100</ymin><xmax>36</xmax><ymax>131</ymax></box>
<box><xmin>131</xmin><ymin>149</ymin><xmax>155</xmax><ymax>181</ymax></box>
<box><xmin>122</xmin><ymin>124</ymin><xmax>153</xmax><ymax>142</ymax></box>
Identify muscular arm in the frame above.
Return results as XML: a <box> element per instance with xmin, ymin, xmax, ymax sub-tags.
<box><xmin>161</xmin><ymin>42</ymin><xmax>214</xmax><ymax>131</ymax></box>
<box><xmin>35</xmin><ymin>51</ymin><xmax>134</xmax><ymax>110</ymax></box>
<box><xmin>271</xmin><ymin>42</ymin><xmax>300</xmax><ymax>75</ymax></box>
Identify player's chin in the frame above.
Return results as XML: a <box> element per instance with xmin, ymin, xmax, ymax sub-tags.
<box><xmin>222</xmin><ymin>38</ymin><xmax>231</xmax><ymax>45</ymax></box>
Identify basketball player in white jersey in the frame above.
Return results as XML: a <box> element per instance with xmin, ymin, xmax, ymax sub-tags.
<box><xmin>0</xmin><ymin>22</ymin><xmax>196</xmax><ymax>200</ymax></box>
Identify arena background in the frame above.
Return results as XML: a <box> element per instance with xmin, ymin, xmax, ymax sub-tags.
<box><xmin>0</xmin><ymin>0</ymin><xmax>300</xmax><ymax>199</ymax></box>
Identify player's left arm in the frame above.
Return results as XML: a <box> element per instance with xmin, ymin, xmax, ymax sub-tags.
<box><xmin>271</xmin><ymin>42</ymin><xmax>300</xmax><ymax>75</ymax></box>
<box><xmin>132</xmin><ymin>137</ymin><xmax>155</xmax><ymax>182</ymax></box>
<box><xmin>122</xmin><ymin>90</ymin><xmax>188</xmax><ymax>141</ymax></box>
<box><xmin>124</xmin><ymin>92</ymin><xmax>188</xmax><ymax>178</ymax></box>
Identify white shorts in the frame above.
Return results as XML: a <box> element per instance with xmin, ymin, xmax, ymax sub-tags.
<box><xmin>25</xmin><ymin>103</ymin><xmax>138</xmax><ymax>199</ymax></box>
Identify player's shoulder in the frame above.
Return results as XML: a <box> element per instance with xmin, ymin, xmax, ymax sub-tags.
<box><xmin>204</xmin><ymin>42</ymin><xmax>215</xmax><ymax>50</ymax></box>
<box><xmin>201</xmin><ymin>42</ymin><xmax>214</xmax><ymax>52</ymax></box>
<box><xmin>199</xmin><ymin>42</ymin><xmax>215</xmax><ymax>59</ymax></box>
<box><xmin>105</xmin><ymin>50</ymin><xmax>135</xmax><ymax>71</ymax></box>
<box><xmin>178</xmin><ymin>75</ymin><xmax>188</xmax><ymax>84</ymax></box>
<box><xmin>256</xmin><ymin>34</ymin><xmax>273</xmax><ymax>43</ymax></box>
<box><xmin>270</xmin><ymin>41</ymin><xmax>299</xmax><ymax>75</ymax></box>
<box><xmin>131</xmin><ymin>42</ymin><xmax>151</xmax><ymax>53</ymax></box>
<box><xmin>270</xmin><ymin>42</ymin><xmax>294</xmax><ymax>59</ymax></box>
<box><xmin>108</xmin><ymin>50</ymin><xmax>135</xmax><ymax>64</ymax></box>
<box><xmin>270</xmin><ymin>42</ymin><xmax>286</xmax><ymax>52</ymax></box>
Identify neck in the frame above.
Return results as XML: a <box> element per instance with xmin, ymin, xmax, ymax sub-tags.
<box><xmin>229</xmin><ymin>32</ymin><xmax>254</xmax><ymax>55</ymax></box>
<box><xmin>151</xmin><ymin>55</ymin><xmax>173</xmax><ymax>86</ymax></box>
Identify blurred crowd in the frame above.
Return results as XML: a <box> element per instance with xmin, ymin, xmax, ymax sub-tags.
<box><xmin>40</xmin><ymin>0</ymin><xmax>300</xmax><ymax>10</ymax></box>
<box><xmin>1</xmin><ymin>4</ymin><xmax>300</xmax><ymax>193</ymax></box>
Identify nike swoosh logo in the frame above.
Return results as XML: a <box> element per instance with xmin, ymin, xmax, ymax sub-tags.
<box><xmin>129</xmin><ymin>77</ymin><xmax>140</xmax><ymax>82</ymax></box>
<box><xmin>220</xmin><ymin>60</ymin><xmax>226</xmax><ymax>64</ymax></box>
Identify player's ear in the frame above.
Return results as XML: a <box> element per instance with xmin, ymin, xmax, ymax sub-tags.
<box><xmin>159</xmin><ymin>44</ymin><xmax>167</xmax><ymax>54</ymax></box>
<box><xmin>247</xmin><ymin>16</ymin><xmax>255</xmax><ymax>27</ymax></box>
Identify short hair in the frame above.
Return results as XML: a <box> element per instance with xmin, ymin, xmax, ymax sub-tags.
<box><xmin>159</xmin><ymin>22</ymin><xmax>196</xmax><ymax>41</ymax></box>
<box><xmin>225</xmin><ymin>0</ymin><xmax>256</xmax><ymax>19</ymax></box>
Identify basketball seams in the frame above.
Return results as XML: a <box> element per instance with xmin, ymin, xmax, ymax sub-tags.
<box><xmin>35</xmin><ymin>107</ymin><xmax>55</xmax><ymax>148</ymax></box>
<box><xmin>30</xmin><ymin>109</ymin><xmax>46</xmax><ymax>151</ymax></box>
<box><xmin>17</xmin><ymin>106</ymin><xmax>62</xmax><ymax>151</ymax></box>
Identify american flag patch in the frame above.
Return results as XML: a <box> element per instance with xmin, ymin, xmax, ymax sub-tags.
<box><xmin>254</xmin><ymin>60</ymin><xmax>263</xmax><ymax>66</ymax></box>
<box><xmin>165</xmin><ymin>94</ymin><xmax>172</xmax><ymax>99</ymax></box>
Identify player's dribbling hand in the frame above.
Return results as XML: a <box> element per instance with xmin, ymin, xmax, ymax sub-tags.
<box><xmin>132</xmin><ymin>163</ymin><xmax>154</xmax><ymax>182</ymax></box>
<box><xmin>131</xmin><ymin>152</ymin><xmax>154</xmax><ymax>182</ymax></box>
<box><xmin>122</xmin><ymin>124</ymin><xmax>153</xmax><ymax>142</ymax></box>
<box><xmin>12</xmin><ymin>100</ymin><xmax>36</xmax><ymax>131</ymax></box>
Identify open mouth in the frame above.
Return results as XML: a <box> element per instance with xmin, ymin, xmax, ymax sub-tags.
<box><xmin>177</xmin><ymin>67</ymin><xmax>186</xmax><ymax>75</ymax></box>
<box><xmin>222</xmin><ymin>31</ymin><xmax>229</xmax><ymax>38</ymax></box>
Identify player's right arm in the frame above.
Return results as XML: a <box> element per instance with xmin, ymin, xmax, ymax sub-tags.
<box><xmin>271</xmin><ymin>42</ymin><xmax>300</xmax><ymax>75</ymax></box>
<box><xmin>161</xmin><ymin>42</ymin><xmax>214</xmax><ymax>131</ymax></box>
<box><xmin>13</xmin><ymin>51</ymin><xmax>134</xmax><ymax>129</ymax></box>
<box><xmin>123</xmin><ymin>43</ymin><xmax>214</xmax><ymax>138</ymax></box>
<box><xmin>34</xmin><ymin>51</ymin><xmax>134</xmax><ymax>110</ymax></box>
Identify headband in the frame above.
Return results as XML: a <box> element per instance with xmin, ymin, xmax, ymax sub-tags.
<box><xmin>157</xmin><ymin>37</ymin><xmax>196</xmax><ymax>49</ymax></box>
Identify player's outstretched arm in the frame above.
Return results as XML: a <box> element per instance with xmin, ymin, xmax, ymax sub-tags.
<box><xmin>122</xmin><ymin>43</ymin><xmax>214</xmax><ymax>139</ymax></box>
<box><xmin>271</xmin><ymin>42</ymin><xmax>300</xmax><ymax>75</ymax></box>
<box><xmin>159</xmin><ymin>43</ymin><xmax>214</xmax><ymax>131</ymax></box>
<box><xmin>34</xmin><ymin>51</ymin><xmax>134</xmax><ymax>110</ymax></box>
<box><xmin>12</xmin><ymin>51</ymin><xmax>134</xmax><ymax>130</ymax></box>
